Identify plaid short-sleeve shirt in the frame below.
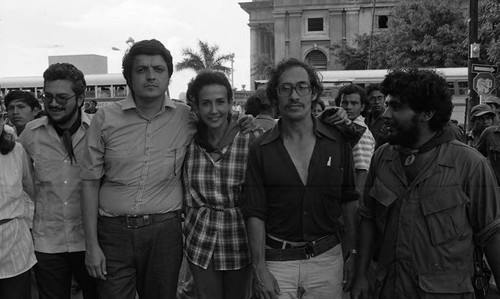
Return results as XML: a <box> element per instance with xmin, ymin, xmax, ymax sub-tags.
<box><xmin>182</xmin><ymin>131</ymin><xmax>255</xmax><ymax>270</ymax></box>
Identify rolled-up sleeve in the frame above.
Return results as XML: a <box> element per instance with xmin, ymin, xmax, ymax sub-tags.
<box><xmin>81</xmin><ymin>110</ymin><xmax>106</xmax><ymax>181</ymax></box>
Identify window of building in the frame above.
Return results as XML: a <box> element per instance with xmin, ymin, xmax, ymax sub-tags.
<box><xmin>305</xmin><ymin>50</ymin><xmax>327</xmax><ymax>70</ymax></box>
<box><xmin>378</xmin><ymin>15</ymin><xmax>389</xmax><ymax>29</ymax></box>
<box><xmin>308</xmin><ymin>18</ymin><xmax>324</xmax><ymax>32</ymax></box>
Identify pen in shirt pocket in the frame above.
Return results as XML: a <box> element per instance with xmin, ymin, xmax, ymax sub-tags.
<box><xmin>327</xmin><ymin>156</ymin><xmax>331</xmax><ymax>167</ymax></box>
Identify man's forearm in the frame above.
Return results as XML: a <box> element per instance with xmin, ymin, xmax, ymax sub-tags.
<box><xmin>81</xmin><ymin>179</ymin><xmax>101</xmax><ymax>248</ymax></box>
<box><xmin>341</xmin><ymin>200</ymin><xmax>359</xmax><ymax>256</ymax></box>
<box><xmin>355</xmin><ymin>218</ymin><xmax>377</xmax><ymax>277</ymax></box>
<box><xmin>246</xmin><ymin>217</ymin><xmax>267</xmax><ymax>268</ymax></box>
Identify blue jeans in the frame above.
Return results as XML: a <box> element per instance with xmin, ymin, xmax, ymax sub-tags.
<box><xmin>34</xmin><ymin>251</ymin><xmax>98</xmax><ymax>299</ymax></box>
<box><xmin>0</xmin><ymin>269</ymin><xmax>31</xmax><ymax>299</ymax></box>
<box><xmin>97</xmin><ymin>213</ymin><xmax>183</xmax><ymax>299</ymax></box>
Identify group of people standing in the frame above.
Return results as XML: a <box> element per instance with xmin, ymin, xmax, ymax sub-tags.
<box><xmin>1</xmin><ymin>37</ymin><xmax>500</xmax><ymax>299</ymax></box>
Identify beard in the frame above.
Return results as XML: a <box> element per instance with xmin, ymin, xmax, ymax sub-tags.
<box><xmin>46</xmin><ymin>103</ymin><xmax>80</xmax><ymax>127</ymax></box>
<box><xmin>387</xmin><ymin>114</ymin><xmax>420</xmax><ymax>147</ymax></box>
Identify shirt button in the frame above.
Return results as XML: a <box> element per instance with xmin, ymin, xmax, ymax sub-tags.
<box><xmin>64</xmin><ymin>180</ymin><xmax>68</xmax><ymax>184</ymax></box>
<box><xmin>64</xmin><ymin>202</ymin><xmax>68</xmax><ymax>205</ymax></box>
<box><xmin>304</xmin><ymin>211</ymin><xmax>308</xmax><ymax>216</ymax></box>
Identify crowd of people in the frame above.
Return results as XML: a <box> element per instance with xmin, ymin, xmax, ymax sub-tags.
<box><xmin>1</xmin><ymin>38</ymin><xmax>500</xmax><ymax>299</ymax></box>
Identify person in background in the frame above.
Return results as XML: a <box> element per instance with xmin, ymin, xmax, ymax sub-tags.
<box><xmin>244</xmin><ymin>94</ymin><xmax>260</xmax><ymax>117</ymax></box>
<box><xmin>4</xmin><ymin>90</ymin><xmax>41</xmax><ymax>135</ymax></box>
<box><xmin>336</xmin><ymin>84</ymin><xmax>375</xmax><ymax>198</ymax></box>
<box><xmin>253</xmin><ymin>88</ymin><xmax>277</xmax><ymax>131</ymax></box>
<box><xmin>351</xmin><ymin>69</ymin><xmax>500</xmax><ymax>298</ymax></box>
<box><xmin>484</xmin><ymin>96</ymin><xmax>500</xmax><ymax>125</ymax></box>
<box><xmin>243</xmin><ymin>58</ymin><xmax>360</xmax><ymax>299</ymax></box>
<box><xmin>467</xmin><ymin>104</ymin><xmax>495</xmax><ymax>147</ymax></box>
<box><xmin>18</xmin><ymin>63</ymin><xmax>98</xmax><ymax>299</ymax></box>
<box><xmin>84</xmin><ymin>100</ymin><xmax>98</xmax><ymax>114</ymax></box>
<box><xmin>447</xmin><ymin>119</ymin><xmax>466</xmax><ymax>143</ymax></box>
<box><xmin>365</xmin><ymin>83</ymin><xmax>388</xmax><ymax>149</ymax></box>
<box><xmin>477</xmin><ymin>122</ymin><xmax>500</xmax><ymax>186</ymax></box>
<box><xmin>312</xmin><ymin>98</ymin><xmax>326</xmax><ymax>117</ymax></box>
<box><xmin>0</xmin><ymin>114</ymin><xmax>36</xmax><ymax>299</ymax></box>
<box><xmin>182</xmin><ymin>70</ymin><xmax>260</xmax><ymax>299</ymax></box>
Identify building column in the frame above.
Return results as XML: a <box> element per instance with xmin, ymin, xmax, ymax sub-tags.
<box><xmin>288</xmin><ymin>10</ymin><xmax>302</xmax><ymax>59</ymax></box>
<box><xmin>273</xmin><ymin>11</ymin><xmax>287</xmax><ymax>63</ymax></box>
<box><xmin>250</xmin><ymin>24</ymin><xmax>260</xmax><ymax>87</ymax></box>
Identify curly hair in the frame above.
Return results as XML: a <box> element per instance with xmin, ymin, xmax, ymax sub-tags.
<box><xmin>43</xmin><ymin>63</ymin><xmax>86</xmax><ymax>97</ymax></box>
<box><xmin>265</xmin><ymin>58</ymin><xmax>323</xmax><ymax>107</ymax></box>
<box><xmin>122</xmin><ymin>39</ymin><xmax>173</xmax><ymax>90</ymax></box>
<box><xmin>380</xmin><ymin>68</ymin><xmax>453</xmax><ymax>131</ymax></box>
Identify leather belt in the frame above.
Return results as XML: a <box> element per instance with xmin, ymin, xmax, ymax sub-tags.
<box><xmin>265</xmin><ymin>234</ymin><xmax>340</xmax><ymax>261</ymax></box>
<box><xmin>99</xmin><ymin>211</ymin><xmax>180</xmax><ymax>229</ymax></box>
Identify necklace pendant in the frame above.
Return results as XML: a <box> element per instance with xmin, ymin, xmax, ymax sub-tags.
<box><xmin>405</xmin><ymin>154</ymin><xmax>416</xmax><ymax>166</ymax></box>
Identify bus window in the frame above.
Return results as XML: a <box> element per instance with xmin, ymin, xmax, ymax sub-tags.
<box><xmin>113</xmin><ymin>85</ymin><xmax>127</xmax><ymax>97</ymax></box>
<box><xmin>86</xmin><ymin>86</ymin><xmax>96</xmax><ymax>99</ymax></box>
<box><xmin>447</xmin><ymin>82</ymin><xmax>456</xmax><ymax>96</ymax></box>
<box><xmin>97</xmin><ymin>86</ymin><xmax>111</xmax><ymax>98</ymax></box>
<box><xmin>458</xmin><ymin>81</ymin><xmax>468</xmax><ymax>95</ymax></box>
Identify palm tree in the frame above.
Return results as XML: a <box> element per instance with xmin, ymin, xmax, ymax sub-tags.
<box><xmin>175</xmin><ymin>40</ymin><xmax>233</xmax><ymax>75</ymax></box>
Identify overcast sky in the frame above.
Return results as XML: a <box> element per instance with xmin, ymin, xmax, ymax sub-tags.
<box><xmin>0</xmin><ymin>0</ymin><xmax>251</xmax><ymax>99</ymax></box>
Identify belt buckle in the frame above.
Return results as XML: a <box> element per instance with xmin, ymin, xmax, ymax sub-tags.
<box><xmin>305</xmin><ymin>243</ymin><xmax>315</xmax><ymax>259</ymax></box>
<box><xmin>125</xmin><ymin>215</ymin><xmax>140</xmax><ymax>228</ymax></box>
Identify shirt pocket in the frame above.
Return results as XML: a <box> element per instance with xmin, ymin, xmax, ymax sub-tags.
<box><xmin>420</xmin><ymin>187</ymin><xmax>469</xmax><ymax>246</ymax></box>
<box><xmin>417</xmin><ymin>272</ymin><xmax>474</xmax><ymax>297</ymax></box>
<box><xmin>161</xmin><ymin>146</ymin><xmax>187</xmax><ymax>181</ymax></box>
<box><xmin>368</xmin><ymin>177</ymin><xmax>398</xmax><ymax>235</ymax></box>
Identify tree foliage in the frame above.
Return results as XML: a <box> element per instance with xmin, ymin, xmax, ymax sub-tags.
<box><xmin>251</xmin><ymin>54</ymin><xmax>275</xmax><ymax>80</ymax></box>
<box><xmin>478</xmin><ymin>1</ymin><xmax>500</xmax><ymax>65</ymax></box>
<box><xmin>330</xmin><ymin>0</ymin><xmax>500</xmax><ymax>69</ymax></box>
<box><xmin>175</xmin><ymin>40</ymin><xmax>233</xmax><ymax>75</ymax></box>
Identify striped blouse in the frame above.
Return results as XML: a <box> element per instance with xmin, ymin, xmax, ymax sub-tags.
<box><xmin>0</xmin><ymin>142</ymin><xmax>36</xmax><ymax>278</ymax></box>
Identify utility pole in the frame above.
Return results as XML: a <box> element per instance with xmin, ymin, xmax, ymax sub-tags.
<box><xmin>467</xmin><ymin>0</ymin><xmax>479</xmax><ymax>131</ymax></box>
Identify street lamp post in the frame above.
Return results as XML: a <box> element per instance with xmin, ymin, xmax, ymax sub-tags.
<box><xmin>229</xmin><ymin>53</ymin><xmax>235</xmax><ymax>88</ymax></box>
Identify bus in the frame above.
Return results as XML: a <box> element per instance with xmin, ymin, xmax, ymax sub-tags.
<box><xmin>255</xmin><ymin>67</ymin><xmax>469</xmax><ymax>124</ymax></box>
<box><xmin>0</xmin><ymin>73</ymin><xmax>128</xmax><ymax>108</ymax></box>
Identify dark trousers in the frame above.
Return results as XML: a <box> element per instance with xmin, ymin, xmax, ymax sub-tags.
<box><xmin>189</xmin><ymin>259</ymin><xmax>252</xmax><ymax>299</ymax></box>
<box><xmin>0</xmin><ymin>269</ymin><xmax>31</xmax><ymax>299</ymax></box>
<box><xmin>97</xmin><ymin>214</ymin><xmax>183</xmax><ymax>299</ymax></box>
<box><xmin>34</xmin><ymin>251</ymin><xmax>98</xmax><ymax>299</ymax></box>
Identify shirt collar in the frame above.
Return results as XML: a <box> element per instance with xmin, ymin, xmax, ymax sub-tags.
<box><xmin>260</xmin><ymin>115</ymin><xmax>338</xmax><ymax>145</ymax></box>
<box><xmin>29</xmin><ymin>111</ymin><xmax>92</xmax><ymax>130</ymax></box>
<box><xmin>121</xmin><ymin>92</ymin><xmax>176</xmax><ymax>111</ymax></box>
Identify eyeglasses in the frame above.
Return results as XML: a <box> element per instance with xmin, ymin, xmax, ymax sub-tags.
<box><xmin>41</xmin><ymin>93</ymin><xmax>77</xmax><ymax>106</ymax></box>
<box><xmin>276</xmin><ymin>82</ymin><xmax>312</xmax><ymax>97</ymax></box>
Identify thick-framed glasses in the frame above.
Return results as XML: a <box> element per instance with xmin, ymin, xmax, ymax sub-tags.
<box><xmin>276</xmin><ymin>82</ymin><xmax>312</xmax><ymax>97</ymax></box>
<box><xmin>41</xmin><ymin>93</ymin><xmax>77</xmax><ymax>106</ymax></box>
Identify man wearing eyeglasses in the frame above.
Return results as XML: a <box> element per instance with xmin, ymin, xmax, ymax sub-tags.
<box><xmin>18</xmin><ymin>63</ymin><xmax>98</xmax><ymax>299</ymax></box>
<box><xmin>242</xmin><ymin>58</ymin><xmax>360</xmax><ymax>299</ymax></box>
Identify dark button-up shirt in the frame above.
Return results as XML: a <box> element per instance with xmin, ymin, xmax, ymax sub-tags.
<box><xmin>242</xmin><ymin>117</ymin><xmax>359</xmax><ymax>242</ymax></box>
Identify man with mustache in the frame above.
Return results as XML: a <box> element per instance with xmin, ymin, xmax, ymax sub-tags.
<box><xmin>365</xmin><ymin>83</ymin><xmax>388</xmax><ymax>149</ymax></box>
<box><xmin>18</xmin><ymin>63</ymin><xmax>98</xmax><ymax>299</ymax></box>
<box><xmin>351</xmin><ymin>69</ymin><xmax>500</xmax><ymax>298</ymax></box>
<box><xmin>242</xmin><ymin>58</ymin><xmax>360</xmax><ymax>299</ymax></box>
